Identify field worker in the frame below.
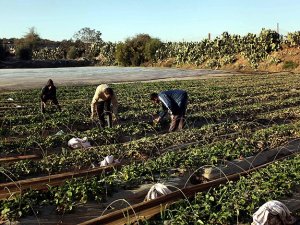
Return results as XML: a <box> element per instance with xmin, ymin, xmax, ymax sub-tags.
<box><xmin>91</xmin><ymin>84</ymin><xmax>118</xmax><ymax>128</ymax></box>
<box><xmin>150</xmin><ymin>90</ymin><xmax>188</xmax><ymax>132</ymax></box>
<box><xmin>40</xmin><ymin>79</ymin><xmax>61</xmax><ymax>113</ymax></box>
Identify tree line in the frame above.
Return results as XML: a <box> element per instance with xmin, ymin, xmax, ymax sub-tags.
<box><xmin>0</xmin><ymin>27</ymin><xmax>163</xmax><ymax>67</ymax></box>
<box><xmin>2</xmin><ymin>27</ymin><xmax>300</xmax><ymax>69</ymax></box>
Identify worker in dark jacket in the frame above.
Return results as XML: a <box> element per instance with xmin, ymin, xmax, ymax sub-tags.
<box><xmin>150</xmin><ymin>90</ymin><xmax>188</xmax><ymax>132</ymax></box>
<box><xmin>40</xmin><ymin>79</ymin><xmax>61</xmax><ymax>113</ymax></box>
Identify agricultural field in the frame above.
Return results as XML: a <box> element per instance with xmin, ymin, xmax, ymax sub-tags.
<box><xmin>1</xmin><ymin>73</ymin><xmax>300</xmax><ymax>224</ymax></box>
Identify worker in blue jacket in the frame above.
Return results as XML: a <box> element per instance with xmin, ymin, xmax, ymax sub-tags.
<box><xmin>150</xmin><ymin>90</ymin><xmax>188</xmax><ymax>132</ymax></box>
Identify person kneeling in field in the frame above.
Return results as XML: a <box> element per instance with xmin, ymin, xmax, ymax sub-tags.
<box><xmin>40</xmin><ymin>79</ymin><xmax>61</xmax><ymax>113</ymax></box>
<box><xmin>90</xmin><ymin>84</ymin><xmax>118</xmax><ymax>128</ymax></box>
<box><xmin>150</xmin><ymin>90</ymin><xmax>188</xmax><ymax>132</ymax></box>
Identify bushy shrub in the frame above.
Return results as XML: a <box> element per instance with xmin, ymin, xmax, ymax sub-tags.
<box><xmin>285</xmin><ymin>31</ymin><xmax>300</xmax><ymax>47</ymax></box>
<box><xmin>282</xmin><ymin>60</ymin><xmax>299</xmax><ymax>70</ymax></box>
<box><xmin>115</xmin><ymin>34</ymin><xmax>162</xmax><ymax>66</ymax></box>
<box><xmin>0</xmin><ymin>45</ymin><xmax>7</xmax><ymax>60</ymax></box>
<box><xmin>116</xmin><ymin>42</ymin><xmax>131</xmax><ymax>66</ymax></box>
<box><xmin>67</xmin><ymin>46</ymin><xmax>79</xmax><ymax>59</ymax></box>
<box><xmin>15</xmin><ymin>45</ymin><xmax>32</xmax><ymax>60</ymax></box>
<box><xmin>145</xmin><ymin>38</ymin><xmax>163</xmax><ymax>62</ymax></box>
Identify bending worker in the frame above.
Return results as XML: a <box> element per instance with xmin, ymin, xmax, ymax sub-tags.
<box><xmin>91</xmin><ymin>84</ymin><xmax>118</xmax><ymax>128</ymax></box>
<box><xmin>150</xmin><ymin>89</ymin><xmax>188</xmax><ymax>132</ymax></box>
<box><xmin>41</xmin><ymin>79</ymin><xmax>61</xmax><ymax>113</ymax></box>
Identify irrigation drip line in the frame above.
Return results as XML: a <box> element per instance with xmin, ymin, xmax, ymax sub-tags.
<box><xmin>0</xmin><ymin>163</ymin><xmax>121</xmax><ymax>200</ymax></box>
<box><xmin>0</xmin><ymin>154</ymin><xmax>41</xmax><ymax>164</ymax></box>
<box><xmin>79</xmin><ymin>151</ymin><xmax>300</xmax><ymax>225</ymax></box>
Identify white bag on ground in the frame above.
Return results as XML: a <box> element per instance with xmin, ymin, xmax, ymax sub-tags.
<box><xmin>68</xmin><ymin>137</ymin><xmax>91</xmax><ymax>149</ymax></box>
<box><xmin>252</xmin><ymin>200</ymin><xmax>296</xmax><ymax>225</ymax></box>
<box><xmin>145</xmin><ymin>183</ymin><xmax>172</xmax><ymax>201</ymax></box>
<box><xmin>100</xmin><ymin>155</ymin><xmax>116</xmax><ymax>167</ymax></box>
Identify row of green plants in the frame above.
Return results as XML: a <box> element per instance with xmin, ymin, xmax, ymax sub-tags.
<box><xmin>1</xmin><ymin>74</ymin><xmax>298</xmax><ymax>130</ymax></box>
<box><xmin>2</xmin><ymin>90</ymin><xmax>300</xmax><ymax>158</ymax></box>
<box><xmin>1</xmin><ymin>120</ymin><xmax>299</xmax><ymax>220</ymax></box>
<box><xmin>1</xmin><ymin>74</ymin><xmax>300</xmax><ymax>222</ymax></box>
<box><xmin>1</xmin><ymin>74</ymin><xmax>300</xmax><ymax>160</ymax></box>
<box><xmin>2</xmin><ymin>109</ymin><xmax>299</xmax><ymax>183</ymax></box>
<box><xmin>143</xmin><ymin>154</ymin><xmax>300</xmax><ymax>224</ymax></box>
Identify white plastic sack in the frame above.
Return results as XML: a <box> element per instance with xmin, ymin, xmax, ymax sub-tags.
<box><xmin>68</xmin><ymin>137</ymin><xmax>91</xmax><ymax>149</ymax></box>
<box><xmin>145</xmin><ymin>183</ymin><xmax>172</xmax><ymax>201</ymax></box>
<box><xmin>105</xmin><ymin>155</ymin><xmax>114</xmax><ymax>164</ymax></box>
<box><xmin>100</xmin><ymin>160</ymin><xmax>108</xmax><ymax>167</ymax></box>
<box><xmin>252</xmin><ymin>200</ymin><xmax>296</xmax><ymax>225</ymax></box>
<box><xmin>100</xmin><ymin>155</ymin><xmax>117</xmax><ymax>167</ymax></box>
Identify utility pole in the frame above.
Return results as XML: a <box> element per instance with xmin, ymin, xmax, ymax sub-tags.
<box><xmin>277</xmin><ymin>23</ymin><xmax>279</xmax><ymax>34</ymax></box>
<box><xmin>208</xmin><ymin>33</ymin><xmax>211</xmax><ymax>40</ymax></box>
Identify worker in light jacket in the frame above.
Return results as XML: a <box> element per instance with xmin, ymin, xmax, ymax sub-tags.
<box><xmin>91</xmin><ymin>84</ymin><xmax>118</xmax><ymax>128</ymax></box>
<box><xmin>150</xmin><ymin>90</ymin><xmax>188</xmax><ymax>132</ymax></box>
<box><xmin>40</xmin><ymin>79</ymin><xmax>61</xmax><ymax>113</ymax></box>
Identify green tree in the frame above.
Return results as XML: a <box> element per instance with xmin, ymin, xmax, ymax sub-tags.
<box><xmin>15</xmin><ymin>46</ymin><xmax>32</xmax><ymax>60</ymax></box>
<box><xmin>144</xmin><ymin>38</ymin><xmax>163</xmax><ymax>62</ymax></box>
<box><xmin>17</xmin><ymin>27</ymin><xmax>41</xmax><ymax>50</ymax></box>
<box><xmin>116</xmin><ymin>42</ymin><xmax>131</xmax><ymax>66</ymax></box>
<box><xmin>67</xmin><ymin>46</ymin><xmax>79</xmax><ymax>59</ymax></box>
<box><xmin>0</xmin><ymin>44</ymin><xmax>7</xmax><ymax>60</ymax></box>
<box><xmin>15</xmin><ymin>27</ymin><xmax>41</xmax><ymax>60</ymax></box>
<box><xmin>73</xmin><ymin>27</ymin><xmax>102</xmax><ymax>44</ymax></box>
<box><xmin>115</xmin><ymin>34</ymin><xmax>160</xmax><ymax>66</ymax></box>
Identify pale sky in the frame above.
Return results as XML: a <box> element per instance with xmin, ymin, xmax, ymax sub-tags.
<box><xmin>1</xmin><ymin>0</ymin><xmax>299</xmax><ymax>42</ymax></box>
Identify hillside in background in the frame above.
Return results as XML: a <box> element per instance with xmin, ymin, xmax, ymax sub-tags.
<box><xmin>212</xmin><ymin>46</ymin><xmax>300</xmax><ymax>73</ymax></box>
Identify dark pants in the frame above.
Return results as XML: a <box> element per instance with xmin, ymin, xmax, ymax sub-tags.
<box><xmin>96</xmin><ymin>100</ymin><xmax>112</xmax><ymax>128</ymax></box>
<box><xmin>169</xmin><ymin>94</ymin><xmax>188</xmax><ymax>132</ymax></box>
<box><xmin>41</xmin><ymin>97</ymin><xmax>61</xmax><ymax>113</ymax></box>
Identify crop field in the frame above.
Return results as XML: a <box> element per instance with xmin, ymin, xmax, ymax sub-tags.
<box><xmin>1</xmin><ymin>73</ymin><xmax>300</xmax><ymax>224</ymax></box>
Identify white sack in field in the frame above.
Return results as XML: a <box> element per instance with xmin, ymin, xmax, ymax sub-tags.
<box><xmin>100</xmin><ymin>155</ymin><xmax>117</xmax><ymax>167</ymax></box>
<box><xmin>252</xmin><ymin>200</ymin><xmax>295</xmax><ymax>225</ymax></box>
<box><xmin>68</xmin><ymin>137</ymin><xmax>91</xmax><ymax>149</ymax></box>
<box><xmin>145</xmin><ymin>183</ymin><xmax>172</xmax><ymax>201</ymax></box>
